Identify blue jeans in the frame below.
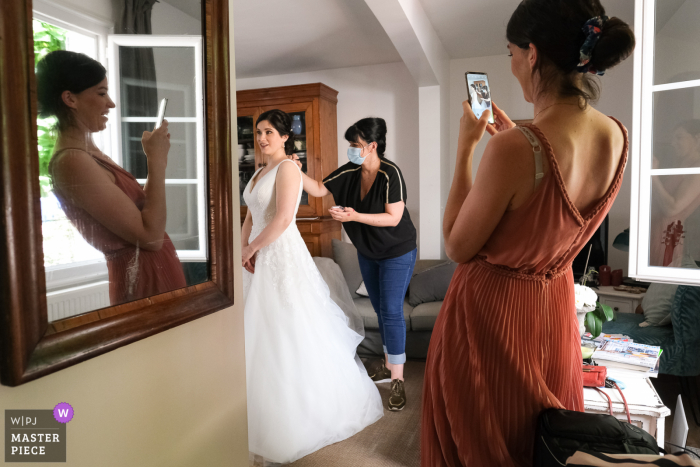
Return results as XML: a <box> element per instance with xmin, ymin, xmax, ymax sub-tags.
<box><xmin>357</xmin><ymin>248</ymin><xmax>417</xmax><ymax>365</ymax></box>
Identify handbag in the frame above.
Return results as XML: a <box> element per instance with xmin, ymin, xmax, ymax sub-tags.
<box><xmin>534</xmin><ymin>408</ymin><xmax>659</xmax><ymax>467</ymax></box>
<box><xmin>534</xmin><ymin>367</ymin><xmax>656</xmax><ymax>467</ymax></box>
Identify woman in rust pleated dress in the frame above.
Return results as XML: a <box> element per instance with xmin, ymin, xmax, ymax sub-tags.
<box><xmin>421</xmin><ymin>1</ymin><xmax>635</xmax><ymax>465</ymax></box>
<box><xmin>37</xmin><ymin>50</ymin><xmax>186</xmax><ymax>306</ymax></box>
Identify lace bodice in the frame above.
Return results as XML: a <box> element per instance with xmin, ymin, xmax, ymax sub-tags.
<box><xmin>243</xmin><ymin>159</ymin><xmax>303</xmax><ymax>241</ymax></box>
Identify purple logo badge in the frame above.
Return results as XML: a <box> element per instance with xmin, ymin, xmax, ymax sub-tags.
<box><xmin>53</xmin><ymin>403</ymin><xmax>73</xmax><ymax>423</ymax></box>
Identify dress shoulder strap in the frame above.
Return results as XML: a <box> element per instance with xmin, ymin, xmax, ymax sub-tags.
<box><xmin>516</xmin><ymin>126</ymin><xmax>545</xmax><ymax>190</ymax></box>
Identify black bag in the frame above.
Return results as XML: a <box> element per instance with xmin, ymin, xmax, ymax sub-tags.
<box><xmin>534</xmin><ymin>408</ymin><xmax>659</xmax><ymax>467</ymax></box>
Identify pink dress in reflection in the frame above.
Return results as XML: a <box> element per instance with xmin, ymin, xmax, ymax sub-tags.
<box><xmin>49</xmin><ymin>149</ymin><xmax>186</xmax><ymax>306</ymax></box>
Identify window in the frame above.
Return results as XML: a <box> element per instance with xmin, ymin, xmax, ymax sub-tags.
<box><xmin>107</xmin><ymin>35</ymin><xmax>207</xmax><ymax>261</ymax></box>
<box><xmin>630</xmin><ymin>0</ymin><xmax>700</xmax><ymax>285</ymax></box>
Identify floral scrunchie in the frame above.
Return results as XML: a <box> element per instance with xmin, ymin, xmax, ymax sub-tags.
<box><xmin>577</xmin><ymin>15</ymin><xmax>609</xmax><ymax>75</ymax></box>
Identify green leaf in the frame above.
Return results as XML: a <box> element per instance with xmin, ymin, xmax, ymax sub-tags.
<box><xmin>597</xmin><ymin>302</ymin><xmax>614</xmax><ymax>322</ymax></box>
<box><xmin>585</xmin><ymin>312</ymin><xmax>603</xmax><ymax>338</ymax></box>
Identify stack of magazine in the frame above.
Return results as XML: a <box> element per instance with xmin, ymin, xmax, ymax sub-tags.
<box><xmin>582</xmin><ymin>334</ymin><xmax>662</xmax><ymax>378</ymax></box>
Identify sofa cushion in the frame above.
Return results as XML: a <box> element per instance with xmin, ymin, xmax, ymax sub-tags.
<box><xmin>410</xmin><ymin>301</ymin><xmax>443</xmax><ymax>331</ymax></box>
<box><xmin>332</xmin><ymin>239</ymin><xmax>363</xmax><ymax>299</ymax></box>
<box><xmin>408</xmin><ymin>261</ymin><xmax>457</xmax><ymax>307</ymax></box>
<box><xmin>354</xmin><ymin>297</ymin><xmax>413</xmax><ymax>330</ymax></box>
<box><xmin>640</xmin><ymin>282</ymin><xmax>678</xmax><ymax>327</ymax></box>
<box><xmin>413</xmin><ymin>259</ymin><xmax>448</xmax><ymax>276</ymax></box>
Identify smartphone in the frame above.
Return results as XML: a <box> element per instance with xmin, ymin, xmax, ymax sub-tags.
<box><xmin>155</xmin><ymin>98</ymin><xmax>168</xmax><ymax>129</ymax></box>
<box><xmin>331</xmin><ymin>206</ymin><xmax>344</xmax><ymax>211</ymax></box>
<box><xmin>465</xmin><ymin>72</ymin><xmax>494</xmax><ymax>124</ymax></box>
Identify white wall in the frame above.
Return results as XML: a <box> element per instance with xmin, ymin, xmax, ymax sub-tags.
<box><xmin>446</xmin><ymin>0</ymin><xmax>636</xmax><ymax>274</ymax></box>
<box><xmin>236</xmin><ymin>62</ymin><xmax>421</xmax><ymax>247</ymax></box>
<box><xmin>1</xmin><ymin>2</ymin><xmax>250</xmax><ymax>466</ymax></box>
<box><xmin>152</xmin><ymin>1</ymin><xmax>201</xmax><ymax>35</ymax></box>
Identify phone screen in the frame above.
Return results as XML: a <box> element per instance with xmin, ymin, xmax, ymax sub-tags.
<box><xmin>155</xmin><ymin>98</ymin><xmax>168</xmax><ymax>129</ymax></box>
<box><xmin>465</xmin><ymin>72</ymin><xmax>494</xmax><ymax>124</ymax></box>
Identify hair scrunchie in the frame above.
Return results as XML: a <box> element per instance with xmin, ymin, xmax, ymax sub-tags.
<box><xmin>577</xmin><ymin>15</ymin><xmax>608</xmax><ymax>75</ymax></box>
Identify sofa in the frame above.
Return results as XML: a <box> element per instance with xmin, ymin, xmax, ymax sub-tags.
<box><xmin>329</xmin><ymin>239</ymin><xmax>455</xmax><ymax>359</ymax></box>
<box><xmin>602</xmin><ymin>284</ymin><xmax>700</xmax><ymax>377</ymax></box>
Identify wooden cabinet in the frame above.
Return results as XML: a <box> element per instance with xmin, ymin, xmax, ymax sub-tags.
<box><xmin>236</xmin><ymin>83</ymin><xmax>341</xmax><ymax>258</ymax></box>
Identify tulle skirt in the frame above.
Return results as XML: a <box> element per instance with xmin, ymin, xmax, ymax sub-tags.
<box><xmin>243</xmin><ymin>229</ymin><xmax>383</xmax><ymax>464</ymax></box>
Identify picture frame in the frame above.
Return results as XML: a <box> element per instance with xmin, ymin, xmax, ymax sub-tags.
<box><xmin>0</xmin><ymin>0</ymin><xmax>234</xmax><ymax>386</ymax></box>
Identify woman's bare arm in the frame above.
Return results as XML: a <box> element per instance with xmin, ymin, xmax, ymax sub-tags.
<box><xmin>329</xmin><ymin>202</ymin><xmax>404</xmax><ymax>227</ymax></box>
<box><xmin>51</xmin><ymin>125</ymin><xmax>170</xmax><ymax>251</ymax></box>
<box><xmin>300</xmin><ymin>170</ymin><xmax>329</xmax><ymax>198</ymax></box>
<box><xmin>652</xmin><ymin>174</ymin><xmax>700</xmax><ymax>218</ymax></box>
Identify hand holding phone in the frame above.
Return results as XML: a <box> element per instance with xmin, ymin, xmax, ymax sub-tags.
<box><xmin>155</xmin><ymin>98</ymin><xmax>168</xmax><ymax>129</ymax></box>
<box><xmin>465</xmin><ymin>72</ymin><xmax>494</xmax><ymax>124</ymax></box>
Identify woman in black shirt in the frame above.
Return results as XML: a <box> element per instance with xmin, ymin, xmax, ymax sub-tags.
<box><xmin>300</xmin><ymin>117</ymin><xmax>417</xmax><ymax>412</ymax></box>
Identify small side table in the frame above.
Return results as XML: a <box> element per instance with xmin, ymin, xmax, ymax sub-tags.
<box><xmin>595</xmin><ymin>286</ymin><xmax>645</xmax><ymax>314</ymax></box>
<box><xmin>583</xmin><ymin>370</ymin><xmax>670</xmax><ymax>444</ymax></box>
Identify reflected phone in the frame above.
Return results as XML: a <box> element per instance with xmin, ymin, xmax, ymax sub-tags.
<box><xmin>465</xmin><ymin>72</ymin><xmax>494</xmax><ymax>124</ymax></box>
<box><xmin>155</xmin><ymin>98</ymin><xmax>168</xmax><ymax>129</ymax></box>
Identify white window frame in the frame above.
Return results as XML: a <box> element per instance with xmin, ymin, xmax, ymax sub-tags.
<box><xmin>629</xmin><ymin>0</ymin><xmax>700</xmax><ymax>285</ymax></box>
<box><xmin>107</xmin><ymin>35</ymin><xmax>207</xmax><ymax>262</ymax></box>
<box><xmin>33</xmin><ymin>0</ymin><xmax>114</xmax><ymax>290</ymax></box>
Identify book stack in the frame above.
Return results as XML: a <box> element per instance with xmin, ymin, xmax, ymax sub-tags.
<box><xmin>588</xmin><ymin>337</ymin><xmax>662</xmax><ymax>378</ymax></box>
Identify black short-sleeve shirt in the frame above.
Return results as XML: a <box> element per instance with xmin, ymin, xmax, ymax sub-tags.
<box><xmin>323</xmin><ymin>159</ymin><xmax>417</xmax><ymax>260</ymax></box>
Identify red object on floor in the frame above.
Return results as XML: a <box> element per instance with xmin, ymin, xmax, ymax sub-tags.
<box><xmin>422</xmin><ymin>120</ymin><xmax>628</xmax><ymax>467</ymax></box>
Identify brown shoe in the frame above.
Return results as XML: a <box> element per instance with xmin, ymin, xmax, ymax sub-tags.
<box><xmin>388</xmin><ymin>379</ymin><xmax>406</xmax><ymax>411</ymax></box>
<box><xmin>367</xmin><ymin>359</ymin><xmax>392</xmax><ymax>384</ymax></box>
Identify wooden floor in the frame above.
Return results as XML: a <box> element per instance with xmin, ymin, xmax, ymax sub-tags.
<box><xmin>256</xmin><ymin>364</ymin><xmax>700</xmax><ymax>466</ymax></box>
<box><xmin>289</xmin><ymin>360</ymin><xmax>424</xmax><ymax>467</ymax></box>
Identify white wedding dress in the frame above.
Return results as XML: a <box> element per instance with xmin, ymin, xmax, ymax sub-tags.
<box><xmin>242</xmin><ymin>160</ymin><xmax>383</xmax><ymax>464</ymax></box>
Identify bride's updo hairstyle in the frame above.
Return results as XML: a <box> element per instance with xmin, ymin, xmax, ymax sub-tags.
<box><xmin>256</xmin><ymin>109</ymin><xmax>295</xmax><ymax>155</ymax></box>
<box><xmin>506</xmin><ymin>0</ymin><xmax>635</xmax><ymax>107</ymax></box>
<box><xmin>36</xmin><ymin>50</ymin><xmax>107</xmax><ymax>131</ymax></box>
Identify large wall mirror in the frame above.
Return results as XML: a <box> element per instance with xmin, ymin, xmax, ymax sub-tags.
<box><xmin>0</xmin><ymin>0</ymin><xmax>233</xmax><ymax>386</ymax></box>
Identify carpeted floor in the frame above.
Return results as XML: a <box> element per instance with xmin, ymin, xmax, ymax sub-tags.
<box><xmin>289</xmin><ymin>360</ymin><xmax>424</xmax><ymax>467</ymax></box>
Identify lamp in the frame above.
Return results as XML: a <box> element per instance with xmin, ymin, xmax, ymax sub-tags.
<box><xmin>613</xmin><ymin>228</ymin><xmax>629</xmax><ymax>252</ymax></box>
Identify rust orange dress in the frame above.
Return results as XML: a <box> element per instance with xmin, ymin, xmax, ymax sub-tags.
<box><xmin>421</xmin><ymin>120</ymin><xmax>628</xmax><ymax>467</ymax></box>
<box><xmin>49</xmin><ymin>149</ymin><xmax>186</xmax><ymax>306</ymax></box>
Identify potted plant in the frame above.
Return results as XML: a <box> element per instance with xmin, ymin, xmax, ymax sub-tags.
<box><xmin>575</xmin><ymin>267</ymin><xmax>614</xmax><ymax>337</ymax></box>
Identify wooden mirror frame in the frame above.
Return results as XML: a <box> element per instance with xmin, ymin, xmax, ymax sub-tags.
<box><xmin>0</xmin><ymin>0</ymin><xmax>233</xmax><ymax>386</ymax></box>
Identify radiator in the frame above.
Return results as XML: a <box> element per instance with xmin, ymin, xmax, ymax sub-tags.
<box><xmin>47</xmin><ymin>281</ymin><xmax>111</xmax><ymax>322</ymax></box>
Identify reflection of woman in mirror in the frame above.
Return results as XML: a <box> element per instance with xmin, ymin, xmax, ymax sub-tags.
<box><xmin>37</xmin><ymin>50</ymin><xmax>186</xmax><ymax>305</ymax></box>
<box><xmin>650</xmin><ymin>120</ymin><xmax>700</xmax><ymax>266</ymax></box>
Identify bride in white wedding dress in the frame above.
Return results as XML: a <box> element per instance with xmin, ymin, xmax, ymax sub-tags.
<box><xmin>241</xmin><ymin>109</ymin><xmax>383</xmax><ymax>465</ymax></box>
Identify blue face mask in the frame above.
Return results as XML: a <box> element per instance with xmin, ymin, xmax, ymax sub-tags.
<box><xmin>347</xmin><ymin>145</ymin><xmax>367</xmax><ymax>165</ymax></box>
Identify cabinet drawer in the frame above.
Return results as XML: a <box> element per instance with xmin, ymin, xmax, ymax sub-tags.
<box><xmin>600</xmin><ymin>298</ymin><xmax>633</xmax><ymax>314</ymax></box>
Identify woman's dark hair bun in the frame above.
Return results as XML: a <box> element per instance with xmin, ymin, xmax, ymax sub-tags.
<box><xmin>344</xmin><ymin>117</ymin><xmax>387</xmax><ymax>158</ymax></box>
<box><xmin>506</xmin><ymin>0</ymin><xmax>635</xmax><ymax>105</ymax></box>
<box><xmin>588</xmin><ymin>16</ymin><xmax>635</xmax><ymax>73</ymax></box>
<box><xmin>256</xmin><ymin>109</ymin><xmax>295</xmax><ymax>155</ymax></box>
<box><xmin>36</xmin><ymin>50</ymin><xmax>107</xmax><ymax>129</ymax></box>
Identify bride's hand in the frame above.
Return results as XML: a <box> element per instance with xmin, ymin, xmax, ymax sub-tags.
<box><xmin>242</xmin><ymin>245</ymin><xmax>256</xmax><ymax>271</ymax></box>
<box><xmin>485</xmin><ymin>102</ymin><xmax>516</xmax><ymax>136</ymax></box>
<box><xmin>244</xmin><ymin>252</ymin><xmax>256</xmax><ymax>274</ymax></box>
